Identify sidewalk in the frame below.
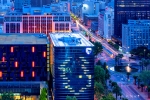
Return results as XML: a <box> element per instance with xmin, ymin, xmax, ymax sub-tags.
<box><xmin>131</xmin><ymin>84</ymin><xmax>150</xmax><ymax>100</ymax></box>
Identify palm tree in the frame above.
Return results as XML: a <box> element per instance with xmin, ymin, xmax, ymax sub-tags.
<box><xmin>148</xmin><ymin>86</ymin><xmax>150</xmax><ymax>99</ymax></box>
<box><xmin>140</xmin><ymin>83</ymin><xmax>145</xmax><ymax>92</ymax></box>
<box><xmin>112</xmin><ymin>85</ymin><xmax>122</xmax><ymax>100</ymax></box>
<box><xmin>133</xmin><ymin>75</ymin><xmax>138</xmax><ymax>85</ymax></box>
<box><xmin>111</xmin><ymin>82</ymin><xmax>117</xmax><ymax>88</ymax></box>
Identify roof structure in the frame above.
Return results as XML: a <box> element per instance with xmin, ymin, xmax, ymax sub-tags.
<box><xmin>0</xmin><ymin>33</ymin><xmax>49</xmax><ymax>44</ymax></box>
<box><xmin>50</xmin><ymin>33</ymin><xmax>94</xmax><ymax>47</ymax></box>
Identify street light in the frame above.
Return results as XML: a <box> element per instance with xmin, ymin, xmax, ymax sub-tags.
<box><xmin>126</xmin><ymin>64</ymin><xmax>131</xmax><ymax>81</ymax></box>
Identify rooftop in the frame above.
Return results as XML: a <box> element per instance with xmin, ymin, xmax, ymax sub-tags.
<box><xmin>0</xmin><ymin>33</ymin><xmax>49</xmax><ymax>44</ymax></box>
<box><xmin>50</xmin><ymin>33</ymin><xmax>94</xmax><ymax>47</ymax></box>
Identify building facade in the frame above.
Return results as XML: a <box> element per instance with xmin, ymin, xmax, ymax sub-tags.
<box><xmin>98</xmin><ymin>7</ymin><xmax>114</xmax><ymax>40</ymax></box>
<box><xmin>50</xmin><ymin>33</ymin><xmax>94</xmax><ymax>100</ymax></box>
<box><xmin>114</xmin><ymin>0</ymin><xmax>150</xmax><ymax>38</ymax></box>
<box><xmin>3</xmin><ymin>6</ymin><xmax>71</xmax><ymax>34</ymax></box>
<box><xmin>122</xmin><ymin>20</ymin><xmax>150</xmax><ymax>53</ymax></box>
<box><xmin>14</xmin><ymin>0</ymin><xmax>52</xmax><ymax>10</ymax></box>
<box><xmin>0</xmin><ymin>33</ymin><xmax>49</xmax><ymax>99</ymax></box>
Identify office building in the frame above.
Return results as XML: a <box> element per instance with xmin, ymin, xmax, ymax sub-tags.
<box><xmin>122</xmin><ymin>20</ymin><xmax>150</xmax><ymax>53</ymax></box>
<box><xmin>14</xmin><ymin>0</ymin><xmax>51</xmax><ymax>10</ymax></box>
<box><xmin>114</xmin><ymin>0</ymin><xmax>150</xmax><ymax>38</ymax></box>
<box><xmin>98</xmin><ymin>7</ymin><xmax>114</xmax><ymax>40</ymax></box>
<box><xmin>49</xmin><ymin>33</ymin><xmax>94</xmax><ymax>100</ymax></box>
<box><xmin>3</xmin><ymin>5</ymin><xmax>71</xmax><ymax>34</ymax></box>
<box><xmin>0</xmin><ymin>33</ymin><xmax>49</xmax><ymax>99</ymax></box>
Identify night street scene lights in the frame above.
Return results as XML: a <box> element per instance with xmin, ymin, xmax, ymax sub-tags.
<box><xmin>126</xmin><ymin>64</ymin><xmax>131</xmax><ymax>82</ymax></box>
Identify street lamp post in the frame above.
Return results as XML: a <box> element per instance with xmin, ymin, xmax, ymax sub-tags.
<box><xmin>126</xmin><ymin>64</ymin><xmax>131</xmax><ymax>82</ymax></box>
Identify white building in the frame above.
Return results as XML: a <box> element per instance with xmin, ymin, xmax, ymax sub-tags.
<box><xmin>98</xmin><ymin>6</ymin><xmax>114</xmax><ymax>40</ymax></box>
<box><xmin>122</xmin><ymin>20</ymin><xmax>150</xmax><ymax>53</ymax></box>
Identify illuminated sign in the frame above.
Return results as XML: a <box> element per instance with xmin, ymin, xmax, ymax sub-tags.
<box><xmin>86</xmin><ymin>48</ymin><xmax>92</xmax><ymax>55</ymax></box>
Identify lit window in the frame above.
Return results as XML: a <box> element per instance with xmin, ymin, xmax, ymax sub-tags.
<box><xmin>32</xmin><ymin>71</ymin><xmax>35</xmax><ymax>77</ymax></box>
<box><xmin>32</xmin><ymin>61</ymin><xmax>35</xmax><ymax>67</ymax></box>
<box><xmin>15</xmin><ymin>61</ymin><xmax>18</xmax><ymax>67</ymax></box>
<box><xmin>21</xmin><ymin>71</ymin><xmax>24</xmax><ymax>77</ymax></box>
<box><xmin>0</xmin><ymin>71</ymin><xmax>2</xmax><ymax>78</ymax></box>
<box><xmin>11</xmin><ymin>47</ymin><xmax>14</xmax><ymax>52</ymax></box>
<box><xmin>2</xmin><ymin>57</ymin><xmax>5</xmax><ymax>62</ymax></box>
<box><xmin>43</xmin><ymin>51</ymin><xmax>46</xmax><ymax>57</ymax></box>
<box><xmin>32</xmin><ymin>47</ymin><xmax>35</xmax><ymax>52</ymax></box>
<box><xmin>79</xmin><ymin>75</ymin><xmax>82</xmax><ymax>78</ymax></box>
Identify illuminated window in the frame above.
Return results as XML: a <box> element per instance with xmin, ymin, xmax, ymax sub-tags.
<box><xmin>43</xmin><ymin>51</ymin><xmax>46</xmax><ymax>57</ymax></box>
<box><xmin>79</xmin><ymin>75</ymin><xmax>82</xmax><ymax>78</ymax></box>
<box><xmin>2</xmin><ymin>57</ymin><xmax>5</xmax><ymax>62</ymax></box>
<box><xmin>11</xmin><ymin>47</ymin><xmax>14</xmax><ymax>52</ymax></box>
<box><xmin>32</xmin><ymin>61</ymin><xmax>35</xmax><ymax>67</ymax></box>
<box><xmin>21</xmin><ymin>71</ymin><xmax>24</xmax><ymax>77</ymax></box>
<box><xmin>32</xmin><ymin>47</ymin><xmax>35</xmax><ymax>52</ymax></box>
<box><xmin>0</xmin><ymin>71</ymin><xmax>2</xmax><ymax>77</ymax></box>
<box><xmin>15</xmin><ymin>61</ymin><xmax>18</xmax><ymax>67</ymax></box>
<box><xmin>32</xmin><ymin>71</ymin><xmax>35</xmax><ymax>77</ymax></box>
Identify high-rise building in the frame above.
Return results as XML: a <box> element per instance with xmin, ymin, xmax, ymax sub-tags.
<box><xmin>114</xmin><ymin>0</ymin><xmax>150</xmax><ymax>38</ymax></box>
<box><xmin>4</xmin><ymin>6</ymin><xmax>71</xmax><ymax>34</ymax></box>
<box><xmin>122</xmin><ymin>20</ymin><xmax>150</xmax><ymax>53</ymax></box>
<box><xmin>98</xmin><ymin>7</ymin><xmax>114</xmax><ymax>40</ymax></box>
<box><xmin>0</xmin><ymin>33</ymin><xmax>49</xmax><ymax>99</ymax></box>
<box><xmin>49</xmin><ymin>33</ymin><xmax>94</xmax><ymax>100</ymax></box>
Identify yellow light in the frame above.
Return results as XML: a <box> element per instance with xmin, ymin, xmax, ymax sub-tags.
<box><xmin>79</xmin><ymin>75</ymin><xmax>82</xmax><ymax>78</ymax></box>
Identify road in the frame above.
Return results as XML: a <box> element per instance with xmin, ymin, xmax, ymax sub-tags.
<box><xmin>76</xmin><ymin>20</ymin><xmax>119</xmax><ymax>56</ymax></box>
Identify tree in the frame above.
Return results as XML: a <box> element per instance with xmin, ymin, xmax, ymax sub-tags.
<box><xmin>39</xmin><ymin>88</ymin><xmax>47</xmax><ymax>100</ymax></box>
<box><xmin>66</xmin><ymin>96</ymin><xmax>72</xmax><ymax>100</ymax></box>
<box><xmin>94</xmin><ymin>82</ymin><xmax>104</xmax><ymax>99</ymax></box>
<box><xmin>112</xmin><ymin>85</ymin><xmax>122</xmax><ymax>100</ymax></box>
<box><xmin>139</xmin><ymin>71</ymin><xmax>150</xmax><ymax>86</ymax></box>
<box><xmin>0</xmin><ymin>93</ymin><xmax>14</xmax><ymax>100</ymax></box>
<box><xmin>66</xmin><ymin>96</ymin><xmax>77</xmax><ymax>100</ymax></box>
<box><xmin>117</xmin><ymin>54</ymin><xmax>123</xmax><ymax>64</ymax></box>
<box><xmin>96</xmin><ymin>60</ymin><xmax>102</xmax><ymax>66</ymax></box>
<box><xmin>111</xmin><ymin>82</ymin><xmax>117</xmax><ymax>88</ymax></box>
<box><xmin>143</xmin><ymin>59</ymin><xmax>150</xmax><ymax>71</ymax></box>
<box><xmin>101</xmin><ymin>93</ymin><xmax>115</xmax><ymax>100</ymax></box>
<box><xmin>94</xmin><ymin>66</ymin><xmax>105</xmax><ymax>85</ymax></box>
<box><xmin>93</xmin><ymin>42</ymin><xmax>103</xmax><ymax>56</ymax></box>
<box><xmin>72</xmin><ymin>96</ymin><xmax>77</xmax><ymax>100</ymax></box>
<box><xmin>133</xmin><ymin>75</ymin><xmax>138</xmax><ymax>85</ymax></box>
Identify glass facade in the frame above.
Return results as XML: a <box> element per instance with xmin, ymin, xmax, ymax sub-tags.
<box><xmin>4</xmin><ymin>15</ymin><xmax>71</xmax><ymax>34</ymax></box>
<box><xmin>52</xmin><ymin>47</ymin><xmax>94</xmax><ymax>100</ymax></box>
<box><xmin>0</xmin><ymin>45</ymin><xmax>48</xmax><ymax>81</ymax></box>
<box><xmin>114</xmin><ymin>0</ymin><xmax>150</xmax><ymax>37</ymax></box>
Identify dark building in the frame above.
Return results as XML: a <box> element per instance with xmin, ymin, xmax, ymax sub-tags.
<box><xmin>0</xmin><ymin>33</ymin><xmax>49</xmax><ymax>99</ymax></box>
<box><xmin>49</xmin><ymin>33</ymin><xmax>94</xmax><ymax>100</ymax></box>
<box><xmin>114</xmin><ymin>0</ymin><xmax>150</xmax><ymax>38</ymax></box>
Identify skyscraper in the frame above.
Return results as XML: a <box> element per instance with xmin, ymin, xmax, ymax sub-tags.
<box><xmin>49</xmin><ymin>33</ymin><xmax>94</xmax><ymax>100</ymax></box>
<box><xmin>114</xmin><ymin>0</ymin><xmax>150</xmax><ymax>38</ymax></box>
